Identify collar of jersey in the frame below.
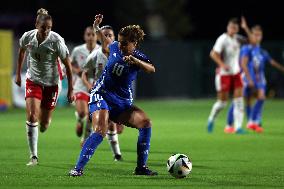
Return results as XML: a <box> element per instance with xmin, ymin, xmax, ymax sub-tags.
<box><xmin>31</xmin><ymin>29</ymin><xmax>52</xmax><ymax>47</ymax></box>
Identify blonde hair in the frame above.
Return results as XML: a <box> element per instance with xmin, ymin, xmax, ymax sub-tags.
<box><xmin>36</xmin><ymin>8</ymin><xmax>52</xmax><ymax>24</ymax></box>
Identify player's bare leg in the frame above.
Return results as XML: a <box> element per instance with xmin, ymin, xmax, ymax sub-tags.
<box><xmin>107</xmin><ymin>121</ymin><xmax>123</xmax><ymax>161</ymax></box>
<box><xmin>25</xmin><ymin>98</ymin><xmax>41</xmax><ymax>166</ymax></box>
<box><xmin>39</xmin><ymin>108</ymin><xmax>54</xmax><ymax>133</ymax></box>
<box><xmin>117</xmin><ymin>106</ymin><xmax>157</xmax><ymax>175</ymax></box>
<box><xmin>75</xmin><ymin>100</ymin><xmax>88</xmax><ymax>138</ymax></box>
<box><xmin>233</xmin><ymin>87</ymin><xmax>245</xmax><ymax>133</ymax></box>
<box><xmin>207</xmin><ymin>91</ymin><xmax>228</xmax><ymax>132</ymax></box>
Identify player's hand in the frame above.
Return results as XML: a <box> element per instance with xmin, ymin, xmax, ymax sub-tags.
<box><xmin>123</xmin><ymin>55</ymin><xmax>137</xmax><ymax>65</ymax></box>
<box><xmin>93</xmin><ymin>14</ymin><xmax>103</xmax><ymax>28</ymax></box>
<box><xmin>67</xmin><ymin>89</ymin><xmax>74</xmax><ymax>103</ymax></box>
<box><xmin>248</xmin><ymin>80</ymin><xmax>254</xmax><ymax>88</ymax></box>
<box><xmin>241</xmin><ymin>16</ymin><xmax>248</xmax><ymax>30</ymax></box>
<box><xmin>15</xmin><ymin>74</ymin><xmax>21</xmax><ymax>87</ymax></box>
<box><xmin>221</xmin><ymin>64</ymin><xmax>230</xmax><ymax>71</ymax></box>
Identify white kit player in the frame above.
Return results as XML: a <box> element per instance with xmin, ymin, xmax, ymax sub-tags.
<box><xmin>14</xmin><ymin>8</ymin><xmax>74</xmax><ymax>166</ymax></box>
<box><xmin>207</xmin><ymin>17</ymin><xmax>247</xmax><ymax>134</ymax></box>
<box><xmin>70</xmin><ymin>27</ymin><xmax>100</xmax><ymax>146</ymax></box>
<box><xmin>82</xmin><ymin>25</ymin><xmax>123</xmax><ymax>161</ymax></box>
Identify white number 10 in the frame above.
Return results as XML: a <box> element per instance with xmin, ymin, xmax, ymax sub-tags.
<box><xmin>112</xmin><ymin>63</ymin><xmax>124</xmax><ymax>76</ymax></box>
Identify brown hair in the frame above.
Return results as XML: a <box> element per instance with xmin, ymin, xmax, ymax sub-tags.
<box><xmin>251</xmin><ymin>25</ymin><xmax>262</xmax><ymax>32</ymax></box>
<box><xmin>36</xmin><ymin>8</ymin><xmax>52</xmax><ymax>24</ymax></box>
<box><xmin>118</xmin><ymin>25</ymin><xmax>145</xmax><ymax>43</ymax></box>
<box><xmin>228</xmin><ymin>17</ymin><xmax>239</xmax><ymax>25</ymax></box>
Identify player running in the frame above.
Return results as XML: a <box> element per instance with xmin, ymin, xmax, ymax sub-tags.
<box><xmin>240</xmin><ymin>25</ymin><xmax>284</xmax><ymax>133</ymax></box>
<box><xmin>207</xmin><ymin>18</ymin><xmax>246</xmax><ymax>134</ymax></box>
<box><xmin>15</xmin><ymin>8</ymin><xmax>73</xmax><ymax>166</ymax></box>
<box><xmin>82</xmin><ymin>25</ymin><xmax>123</xmax><ymax>161</ymax></box>
<box><xmin>69</xmin><ymin>14</ymin><xmax>157</xmax><ymax>176</ymax></box>
<box><xmin>71</xmin><ymin>26</ymin><xmax>100</xmax><ymax>146</ymax></box>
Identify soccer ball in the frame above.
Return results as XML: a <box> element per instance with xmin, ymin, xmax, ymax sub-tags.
<box><xmin>167</xmin><ymin>153</ymin><xmax>192</xmax><ymax>178</ymax></box>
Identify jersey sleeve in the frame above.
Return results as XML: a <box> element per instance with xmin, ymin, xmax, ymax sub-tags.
<box><xmin>109</xmin><ymin>41</ymin><xmax>118</xmax><ymax>53</ymax></box>
<box><xmin>19</xmin><ymin>32</ymin><xmax>29</xmax><ymax>50</ymax></box>
<box><xmin>212</xmin><ymin>35</ymin><xmax>225</xmax><ymax>53</ymax></box>
<box><xmin>56</xmin><ymin>40</ymin><xmax>69</xmax><ymax>61</ymax></box>
<box><xmin>83</xmin><ymin>50</ymin><xmax>98</xmax><ymax>70</ymax></box>
<box><xmin>134</xmin><ymin>50</ymin><xmax>151</xmax><ymax>63</ymax></box>
<box><xmin>240</xmin><ymin>46</ymin><xmax>250</xmax><ymax>59</ymax></box>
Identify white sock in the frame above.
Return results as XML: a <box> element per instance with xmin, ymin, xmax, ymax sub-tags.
<box><xmin>26</xmin><ymin>121</ymin><xmax>39</xmax><ymax>158</ymax></box>
<box><xmin>106</xmin><ymin>130</ymin><xmax>121</xmax><ymax>156</ymax></box>
<box><xmin>233</xmin><ymin>97</ymin><xmax>244</xmax><ymax>130</ymax></box>
<box><xmin>208</xmin><ymin>100</ymin><xmax>227</xmax><ymax>122</ymax></box>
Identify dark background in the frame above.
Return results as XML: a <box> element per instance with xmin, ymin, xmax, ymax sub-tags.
<box><xmin>1</xmin><ymin>0</ymin><xmax>284</xmax><ymax>98</ymax></box>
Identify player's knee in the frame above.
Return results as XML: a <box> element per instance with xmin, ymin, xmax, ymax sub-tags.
<box><xmin>116</xmin><ymin>124</ymin><xmax>124</xmax><ymax>134</ymax></box>
<box><xmin>27</xmin><ymin>112</ymin><xmax>38</xmax><ymax>123</ymax></box>
<box><xmin>77</xmin><ymin>111</ymin><xmax>87</xmax><ymax>119</ymax></box>
<box><xmin>140</xmin><ymin>118</ymin><xmax>152</xmax><ymax>129</ymax></box>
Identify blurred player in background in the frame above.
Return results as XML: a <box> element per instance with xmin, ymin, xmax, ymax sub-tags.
<box><xmin>15</xmin><ymin>8</ymin><xmax>73</xmax><ymax>166</ymax></box>
<box><xmin>240</xmin><ymin>25</ymin><xmax>284</xmax><ymax>133</ymax></box>
<box><xmin>69</xmin><ymin>14</ymin><xmax>157</xmax><ymax>176</ymax></box>
<box><xmin>71</xmin><ymin>27</ymin><xmax>100</xmax><ymax>146</ymax></box>
<box><xmin>207</xmin><ymin>18</ymin><xmax>247</xmax><ymax>134</ymax></box>
<box><xmin>82</xmin><ymin>25</ymin><xmax>123</xmax><ymax>161</ymax></box>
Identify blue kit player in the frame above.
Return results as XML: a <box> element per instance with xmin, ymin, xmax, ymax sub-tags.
<box><xmin>227</xmin><ymin>25</ymin><xmax>284</xmax><ymax>133</ymax></box>
<box><xmin>69</xmin><ymin>14</ymin><xmax>157</xmax><ymax>176</ymax></box>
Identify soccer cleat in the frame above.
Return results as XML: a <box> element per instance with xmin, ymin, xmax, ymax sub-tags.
<box><xmin>247</xmin><ymin>123</ymin><xmax>257</xmax><ymax>131</ymax></box>
<box><xmin>224</xmin><ymin>126</ymin><xmax>235</xmax><ymax>134</ymax></box>
<box><xmin>26</xmin><ymin>156</ymin><xmax>38</xmax><ymax>166</ymax></box>
<box><xmin>254</xmin><ymin>125</ymin><xmax>263</xmax><ymax>133</ymax></box>
<box><xmin>235</xmin><ymin>128</ymin><xmax>247</xmax><ymax>134</ymax></box>
<box><xmin>207</xmin><ymin>121</ymin><xmax>214</xmax><ymax>133</ymax></box>
<box><xmin>114</xmin><ymin>154</ymin><xmax>123</xmax><ymax>161</ymax></box>
<box><xmin>76</xmin><ymin>122</ymin><xmax>83</xmax><ymax>137</ymax></box>
<box><xmin>68</xmin><ymin>168</ymin><xmax>84</xmax><ymax>177</ymax></box>
<box><xmin>134</xmin><ymin>166</ymin><xmax>158</xmax><ymax>176</ymax></box>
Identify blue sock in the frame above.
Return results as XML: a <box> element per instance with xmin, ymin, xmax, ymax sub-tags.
<box><xmin>251</xmin><ymin>100</ymin><xmax>264</xmax><ymax>123</ymax></box>
<box><xmin>137</xmin><ymin>127</ymin><xmax>151</xmax><ymax>168</ymax></box>
<box><xmin>246</xmin><ymin>105</ymin><xmax>252</xmax><ymax>120</ymax></box>
<box><xmin>227</xmin><ymin>104</ymin><xmax>234</xmax><ymax>126</ymax></box>
<box><xmin>75</xmin><ymin>132</ymin><xmax>103</xmax><ymax>170</ymax></box>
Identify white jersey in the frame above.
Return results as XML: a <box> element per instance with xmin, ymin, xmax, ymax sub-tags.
<box><xmin>213</xmin><ymin>33</ymin><xmax>243</xmax><ymax>75</ymax></box>
<box><xmin>71</xmin><ymin>44</ymin><xmax>101</xmax><ymax>94</ymax></box>
<box><xmin>19</xmin><ymin>29</ymin><xmax>69</xmax><ymax>86</ymax></box>
<box><xmin>84</xmin><ymin>48</ymin><xmax>108</xmax><ymax>81</ymax></box>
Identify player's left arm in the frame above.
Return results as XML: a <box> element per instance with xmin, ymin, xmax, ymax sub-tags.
<box><xmin>240</xmin><ymin>16</ymin><xmax>252</xmax><ymax>43</ymax></box>
<box><xmin>123</xmin><ymin>55</ymin><xmax>155</xmax><ymax>73</ymax></box>
<box><xmin>270</xmin><ymin>59</ymin><xmax>284</xmax><ymax>73</ymax></box>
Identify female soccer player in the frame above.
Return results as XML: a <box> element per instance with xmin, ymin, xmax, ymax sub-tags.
<box><xmin>82</xmin><ymin>25</ymin><xmax>124</xmax><ymax>161</ymax></box>
<box><xmin>69</xmin><ymin>14</ymin><xmax>157</xmax><ymax>176</ymax></box>
<box><xmin>71</xmin><ymin>26</ymin><xmax>100</xmax><ymax>145</ymax></box>
<box><xmin>241</xmin><ymin>25</ymin><xmax>284</xmax><ymax>133</ymax></box>
<box><xmin>15</xmin><ymin>8</ymin><xmax>73</xmax><ymax>166</ymax></box>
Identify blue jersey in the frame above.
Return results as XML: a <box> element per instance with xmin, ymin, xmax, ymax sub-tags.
<box><xmin>89</xmin><ymin>41</ymin><xmax>151</xmax><ymax>105</ymax></box>
<box><xmin>240</xmin><ymin>45</ymin><xmax>272</xmax><ymax>85</ymax></box>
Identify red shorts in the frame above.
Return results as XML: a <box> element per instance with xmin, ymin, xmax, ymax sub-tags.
<box><xmin>215</xmin><ymin>73</ymin><xmax>243</xmax><ymax>92</ymax></box>
<box><xmin>25</xmin><ymin>79</ymin><xmax>59</xmax><ymax>110</ymax></box>
<box><xmin>75</xmin><ymin>92</ymin><xmax>90</xmax><ymax>102</ymax></box>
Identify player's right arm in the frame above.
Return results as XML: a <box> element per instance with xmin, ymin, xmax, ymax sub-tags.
<box><xmin>210</xmin><ymin>35</ymin><xmax>230</xmax><ymax>71</ymax></box>
<box><xmin>93</xmin><ymin>14</ymin><xmax>112</xmax><ymax>53</ymax></box>
<box><xmin>240</xmin><ymin>47</ymin><xmax>254</xmax><ymax>88</ymax></box>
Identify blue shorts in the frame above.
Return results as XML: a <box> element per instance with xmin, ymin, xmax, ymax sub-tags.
<box><xmin>243</xmin><ymin>82</ymin><xmax>266</xmax><ymax>97</ymax></box>
<box><xmin>89</xmin><ymin>92</ymin><xmax>132</xmax><ymax>121</ymax></box>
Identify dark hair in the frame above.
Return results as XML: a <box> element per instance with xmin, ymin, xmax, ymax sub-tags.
<box><xmin>251</xmin><ymin>25</ymin><xmax>263</xmax><ymax>32</ymax></box>
<box><xmin>101</xmin><ymin>25</ymin><xmax>113</xmax><ymax>31</ymax></box>
<box><xmin>36</xmin><ymin>8</ymin><xmax>52</xmax><ymax>24</ymax></box>
<box><xmin>228</xmin><ymin>17</ymin><xmax>239</xmax><ymax>25</ymax></box>
<box><xmin>118</xmin><ymin>25</ymin><xmax>145</xmax><ymax>43</ymax></box>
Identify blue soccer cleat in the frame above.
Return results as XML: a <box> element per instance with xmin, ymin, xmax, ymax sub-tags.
<box><xmin>235</xmin><ymin>128</ymin><xmax>247</xmax><ymax>134</ymax></box>
<box><xmin>134</xmin><ymin>166</ymin><xmax>158</xmax><ymax>176</ymax></box>
<box><xmin>69</xmin><ymin>168</ymin><xmax>84</xmax><ymax>177</ymax></box>
<box><xmin>207</xmin><ymin>121</ymin><xmax>214</xmax><ymax>133</ymax></box>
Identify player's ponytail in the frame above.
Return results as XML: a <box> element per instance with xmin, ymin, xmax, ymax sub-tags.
<box><xmin>119</xmin><ymin>25</ymin><xmax>145</xmax><ymax>44</ymax></box>
<box><xmin>36</xmin><ymin>8</ymin><xmax>52</xmax><ymax>24</ymax></box>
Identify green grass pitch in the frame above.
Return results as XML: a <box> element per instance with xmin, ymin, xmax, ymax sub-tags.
<box><xmin>0</xmin><ymin>99</ymin><xmax>284</xmax><ymax>188</ymax></box>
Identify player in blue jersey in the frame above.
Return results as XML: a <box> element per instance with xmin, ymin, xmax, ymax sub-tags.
<box><xmin>241</xmin><ymin>25</ymin><xmax>284</xmax><ymax>132</ymax></box>
<box><xmin>69</xmin><ymin>14</ymin><xmax>157</xmax><ymax>176</ymax></box>
<box><xmin>228</xmin><ymin>25</ymin><xmax>284</xmax><ymax>133</ymax></box>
